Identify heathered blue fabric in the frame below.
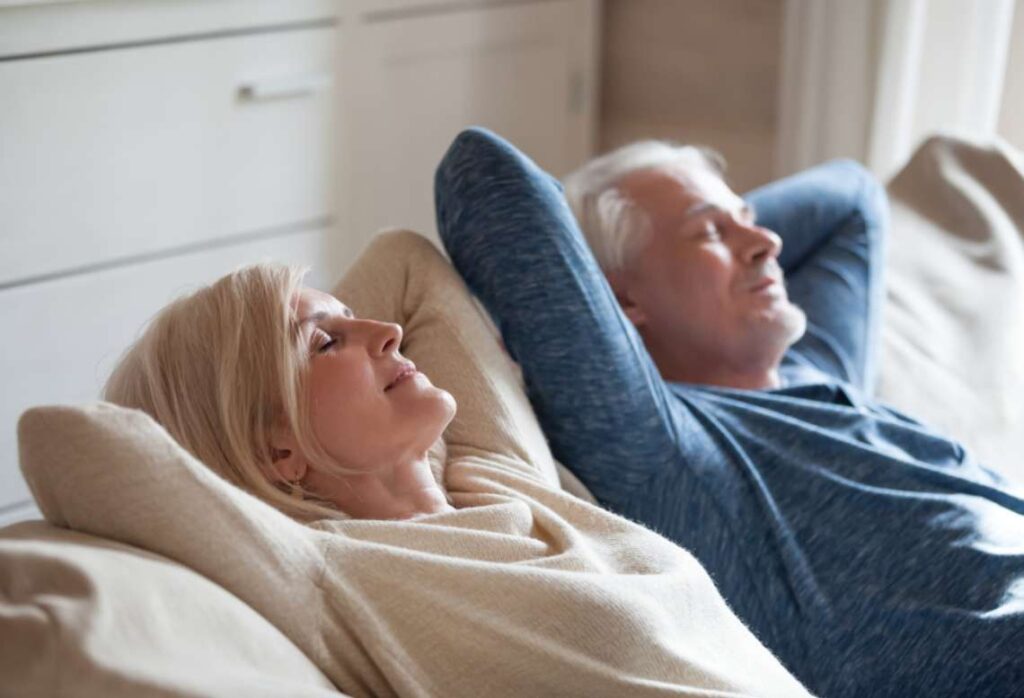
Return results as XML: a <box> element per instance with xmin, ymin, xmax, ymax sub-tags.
<box><xmin>435</xmin><ymin>128</ymin><xmax>1024</xmax><ymax>698</ymax></box>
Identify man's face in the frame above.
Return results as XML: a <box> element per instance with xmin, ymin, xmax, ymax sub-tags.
<box><xmin>615</xmin><ymin>165</ymin><xmax>805</xmax><ymax>381</ymax></box>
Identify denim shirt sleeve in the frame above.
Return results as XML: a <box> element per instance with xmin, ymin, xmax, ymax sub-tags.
<box><xmin>744</xmin><ymin>160</ymin><xmax>890</xmax><ymax>395</ymax></box>
<box><xmin>435</xmin><ymin>128</ymin><xmax>681</xmax><ymax>501</ymax></box>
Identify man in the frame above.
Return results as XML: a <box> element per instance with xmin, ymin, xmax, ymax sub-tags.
<box><xmin>561</xmin><ymin>139</ymin><xmax>865</xmax><ymax>393</ymax></box>
<box><xmin>435</xmin><ymin>128</ymin><xmax>1024</xmax><ymax>698</ymax></box>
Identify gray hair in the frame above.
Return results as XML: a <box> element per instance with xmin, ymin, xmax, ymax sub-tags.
<box><xmin>562</xmin><ymin>140</ymin><xmax>726</xmax><ymax>272</ymax></box>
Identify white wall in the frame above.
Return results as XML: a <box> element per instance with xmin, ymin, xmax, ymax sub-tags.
<box><xmin>998</xmin><ymin>1</ymin><xmax>1024</xmax><ymax>151</ymax></box>
<box><xmin>778</xmin><ymin>0</ymin><xmax>1016</xmax><ymax>180</ymax></box>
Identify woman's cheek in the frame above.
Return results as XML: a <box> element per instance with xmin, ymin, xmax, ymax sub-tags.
<box><xmin>308</xmin><ymin>368</ymin><xmax>351</xmax><ymax>438</ymax></box>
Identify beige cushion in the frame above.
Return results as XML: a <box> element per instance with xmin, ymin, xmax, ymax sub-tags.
<box><xmin>878</xmin><ymin>135</ymin><xmax>1024</xmax><ymax>485</ymax></box>
<box><xmin>0</xmin><ymin>519</ymin><xmax>340</xmax><ymax>697</ymax></box>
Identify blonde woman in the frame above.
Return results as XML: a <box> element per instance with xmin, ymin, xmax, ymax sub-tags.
<box><xmin>97</xmin><ymin>228</ymin><xmax>810</xmax><ymax>697</ymax></box>
<box><xmin>105</xmin><ymin>258</ymin><xmax>456</xmax><ymax>522</ymax></box>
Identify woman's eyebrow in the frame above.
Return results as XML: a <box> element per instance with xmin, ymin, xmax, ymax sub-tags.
<box><xmin>299</xmin><ymin>311</ymin><xmax>329</xmax><ymax>327</ymax></box>
<box><xmin>300</xmin><ymin>307</ymin><xmax>356</xmax><ymax>326</ymax></box>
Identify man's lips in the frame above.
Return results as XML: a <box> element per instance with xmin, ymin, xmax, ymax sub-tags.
<box><xmin>748</xmin><ymin>277</ymin><xmax>777</xmax><ymax>293</ymax></box>
<box><xmin>385</xmin><ymin>362</ymin><xmax>417</xmax><ymax>391</ymax></box>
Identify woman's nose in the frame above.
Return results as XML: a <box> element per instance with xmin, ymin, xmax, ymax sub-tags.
<box><xmin>370</xmin><ymin>321</ymin><xmax>403</xmax><ymax>357</ymax></box>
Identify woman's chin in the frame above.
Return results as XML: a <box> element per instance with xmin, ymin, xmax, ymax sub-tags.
<box><xmin>431</xmin><ymin>388</ymin><xmax>458</xmax><ymax>433</ymax></box>
<box><xmin>403</xmin><ymin>386</ymin><xmax>456</xmax><ymax>450</ymax></box>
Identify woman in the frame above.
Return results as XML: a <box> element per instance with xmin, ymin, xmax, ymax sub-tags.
<box><xmin>105</xmin><ymin>263</ymin><xmax>456</xmax><ymax>523</ymax></box>
<box><xmin>100</xmin><ymin>230</ymin><xmax>811</xmax><ymax>697</ymax></box>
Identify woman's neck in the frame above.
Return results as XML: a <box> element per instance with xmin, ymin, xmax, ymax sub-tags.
<box><xmin>312</xmin><ymin>454</ymin><xmax>453</xmax><ymax>520</ymax></box>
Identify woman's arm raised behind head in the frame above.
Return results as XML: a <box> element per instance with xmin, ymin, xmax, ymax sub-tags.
<box><xmin>330</xmin><ymin>229</ymin><xmax>561</xmax><ymax>488</ymax></box>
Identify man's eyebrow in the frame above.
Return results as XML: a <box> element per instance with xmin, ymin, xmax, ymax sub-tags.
<box><xmin>682</xmin><ymin>201</ymin><xmax>756</xmax><ymax>223</ymax></box>
<box><xmin>682</xmin><ymin>202</ymin><xmax>719</xmax><ymax>221</ymax></box>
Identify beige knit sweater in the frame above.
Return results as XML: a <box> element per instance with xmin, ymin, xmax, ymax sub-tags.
<box><xmin>20</xmin><ymin>231</ymin><xmax>811</xmax><ymax>697</ymax></box>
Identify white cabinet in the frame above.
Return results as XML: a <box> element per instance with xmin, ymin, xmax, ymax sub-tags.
<box><xmin>0</xmin><ymin>0</ymin><xmax>599</xmax><ymax>525</ymax></box>
<box><xmin>341</xmin><ymin>0</ymin><xmax>599</xmax><ymax>250</ymax></box>
<box><xmin>0</xmin><ymin>26</ymin><xmax>339</xmax><ymax>286</ymax></box>
<box><xmin>0</xmin><ymin>229</ymin><xmax>334</xmax><ymax>516</ymax></box>
<box><xmin>0</xmin><ymin>1</ymin><xmax>345</xmax><ymax>525</ymax></box>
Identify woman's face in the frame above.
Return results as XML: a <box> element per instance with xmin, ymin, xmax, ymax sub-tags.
<box><xmin>289</xmin><ymin>288</ymin><xmax>456</xmax><ymax>475</ymax></box>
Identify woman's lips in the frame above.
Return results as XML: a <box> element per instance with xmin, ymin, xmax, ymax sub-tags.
<box><xmin>385</xmin><ymin>363</ymin><xmax>418</xmax><ymax>391</ymax></box>
<box><xmin>749</xmin><ymin>277</ymin><xmax>777</xmax><ymax>293</ymax></box>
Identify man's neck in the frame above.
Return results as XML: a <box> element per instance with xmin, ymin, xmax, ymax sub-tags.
<box><xmin>649</xmin><ymin>342</ymin><xmax>782</xmax><ymax>390</ymax></box>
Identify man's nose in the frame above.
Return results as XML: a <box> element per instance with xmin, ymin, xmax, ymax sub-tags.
<box><xmin>738</xmin><ymin>222</ymin><xmax>782</xmax><ymax>264</ymax></box>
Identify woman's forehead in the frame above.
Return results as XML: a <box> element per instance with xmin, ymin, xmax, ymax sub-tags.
<box><xmin>293</xmin><ymin>287</ymin><xmax>351</xmax><ymax>322</ymax></box>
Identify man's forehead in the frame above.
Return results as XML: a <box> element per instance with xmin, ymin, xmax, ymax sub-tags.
<box><xmin>620</xmin><ymin>164</ymin><xmax>742</xmax><ymax>217</ymax></box>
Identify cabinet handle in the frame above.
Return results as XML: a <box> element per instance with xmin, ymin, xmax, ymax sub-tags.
<box><xmin>237</xmin><ymin>74</ymin><xmax>332</xmax><ymax>101</ymax></box>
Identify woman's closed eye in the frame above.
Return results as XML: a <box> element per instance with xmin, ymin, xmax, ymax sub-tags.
<box><xmin>315</xmin><ymin>330</ymin><xmax>342</xmax><ymax>353</ymax></box>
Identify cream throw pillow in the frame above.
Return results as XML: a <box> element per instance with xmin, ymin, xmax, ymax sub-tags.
<box><xmin>0</xmin><ymin>519</ymin><xmax>339</xmax><ymax>697</ymax></box>
<box><xmin>878</xmin><ymin>135</ymin><xmax>1024</xmax><ymax>485</ymax></box>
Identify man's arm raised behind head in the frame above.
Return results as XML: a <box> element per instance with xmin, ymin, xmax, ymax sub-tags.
<box><xmin>745</xmin><ymin>160</ymin><xmax>889</xmax><ymax>394</ymax></box>
<box><xmin>435</xmin><ymin>128</ymin><xmax>684</xmax><ymax>507</ymax></box>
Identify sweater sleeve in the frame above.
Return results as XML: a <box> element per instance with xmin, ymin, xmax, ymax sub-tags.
<box><xmin>330</xmin><ymin>229</ymin><xmax>561</xmax><ymax>488</ymax></box>
<box><xmin>16</xmin><ymin>402</ymin><xmax>332</xmax><ymax>668</ymax></box>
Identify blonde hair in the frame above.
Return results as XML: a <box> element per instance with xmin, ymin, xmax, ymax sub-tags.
<box><xmin>563</xmin><ymin>140</ymin><xmax>726</xmax><ymax>272</ymax></box>
<box><xmin>104</xmin><ymin>263</ymin><xmax>348</xmax><ymax>523</ymax></box>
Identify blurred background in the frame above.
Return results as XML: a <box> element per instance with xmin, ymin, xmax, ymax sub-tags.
<box><xmin>2</xmin><ymin>0</ymin><xmax>1024</xmax><ymax>523</ymax></box>
<box><xmin>601</xmin><ymin>0</ymin><xmax>783</xmax><ymax>193</ymax></box>
<box><xmin>604</xmin><ymin>0</ymin><xmax>1024</xmax><ymax>192</ymax></box>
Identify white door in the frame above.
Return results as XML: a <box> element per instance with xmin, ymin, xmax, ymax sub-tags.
<box><xmin>342</xmin><ymin>0</ymin><xmax>598</xmax><ymax>251</ymax></box>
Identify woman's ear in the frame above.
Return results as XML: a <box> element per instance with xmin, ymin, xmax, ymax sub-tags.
<box><xmin>268</xmin><ymin>424</ymin><xmax>308</xmax><ymax>485</ymax></box>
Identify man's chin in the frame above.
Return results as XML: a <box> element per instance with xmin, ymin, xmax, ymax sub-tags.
<box><xmin>781</xmin><ymin>304</ymin><xmax>808</xmax><ymax>348</ymax></box>
<box><xmin>752</xmin><ymin>302</ymin><xmax>806</xmax><ymax>352</ymax></box>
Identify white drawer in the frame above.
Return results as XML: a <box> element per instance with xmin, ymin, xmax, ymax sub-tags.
<box><xmin>0</xmin><ymin>0</ymin><xmax>338</xmax><ymax>58</ymax></box>
<box><xmin>0</xmin><ymin>26</ymin><xmax>338</xmax><ymax>286</ymax></box>
<box><xmin>0</xmin><ymin>225</ymin><xmax>334</xmax><ymax>514</ymax></box>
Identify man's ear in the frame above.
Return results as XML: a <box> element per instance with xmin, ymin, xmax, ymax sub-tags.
<box><xmin>606</xmin><ymin>269</ymin><xmax>647</xmax><ymax>329</ymax></box>
<box><xmin>617</xmin><ymin>293</ymin><xmax>647</xmax><ymax>328</ymax></box>
<box><xmin>268</xmin><ymin>423</ymin><xmax>308</xmax><ymax>485</ymax></box>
